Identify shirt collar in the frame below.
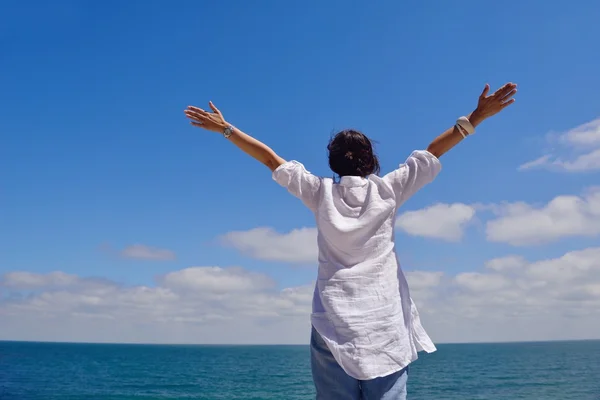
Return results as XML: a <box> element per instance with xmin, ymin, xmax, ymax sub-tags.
<box><xmin>339</xmin><ymin>175</ymin><xmax>368</xmax><ymax>187</ymax></box>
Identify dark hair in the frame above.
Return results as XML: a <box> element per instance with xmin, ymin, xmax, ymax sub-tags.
<box><xmin>327</xmin><ymin>129</ymin><xmax>380</xmax><ymax>178</ymax></box>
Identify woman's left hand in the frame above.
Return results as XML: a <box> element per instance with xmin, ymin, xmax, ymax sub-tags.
<box><xmin>426</xmin><ymin>82</ymin><xmax>518</xmax><ymax>157</ymax></box>
<box><xmin>184</xmin><ymin>102</ymin><xmax>228</xmax><ymax>133</ymax></box>
<box><xmin>470</xmin><ymin>82</ymin><xmax>517</xmax><ymax>126</ymax></box>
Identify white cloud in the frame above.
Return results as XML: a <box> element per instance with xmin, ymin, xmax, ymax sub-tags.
<box><xmin>219</xmin><ymin>204</ymin><xmax>477</xmax><ymax>265</ymax></box>
<box><xmin>408</xmin><ymin>247</ymin><xmax>600</xmax><ymax>342</ymax></box>
<box><xmin>550</xmin><ymin>148</ymin><xmax>600</xmax><ymax>172</ymax></box>
<box><xmin>524</xmin><ymin>247</ymin><xmax>600</xmax><ymax>283</ymax></box>
<box><xmin>405</xmin><ymin>271</ymin><xmax>444</xmax><ymax>291</ymax></box>
<box><xmin>160</xmin><ymin>266</ymin><xmax>275</xmax><ymax>293</ymax></box>
<box><xmin>454</xmin><ymin>272</ymin><xmax>510</xmax><ymax>292</ymax></box>
<box><xmin>484</xmin><ymin>255</ymin><xmax>527</xmax><ymax>272</ymax></box>
<box><xmin>120</xmin><ymin>244</ymin><xmax>176</xmax><ymax>261</ymax></box>
<box><xmin>395</xmin><ymin>203</ymin><xmax>476</xmax><ymax>241</ymax></box>
<box><xmin>485</xmin><ymin>188</ymin><xmax>600</xmax><ymax>245</ymax></box>
<box><xmin>518</xmin><ymin>155</ymin><xmax>552</xmax><ymax>170</ymax></box>
<box><xmin>560</xmin><ymin>118</ymin><xmax>600</xmax><ymax>146</ymax></box>
<box><xmin>219</xmin><ymin>227</ymin><xmax>318</xmax><ymax>263</ymax></box>
<box><xmin>3</xmin><ymin>247</ymin><xmax>600</xmax><ymax>344</ymax></box>
<box><xmin>0</xmin><ymin>266</ymin><xmax>313</xmax><ymax>344</ymax></box>
<box><xmin>1</xmin><ymin>271</ymin><xmax>80</xmax><ymax>289</ymax></box>
<box><xmin>519</xmin><ymin>118</ymin><xmax>600</xmax><ymax>172</ymax></box>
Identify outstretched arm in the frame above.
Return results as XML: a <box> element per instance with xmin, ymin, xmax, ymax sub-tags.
<box><xmin>184</xmin><ymin>102</ymin><xmax>286</xmax><ymax>172</ymax></box>
<box><xmin>426</xmin><ymin>82</ymin><xmax>517</xmax><ymax>158</ymax></box>
<box><xmin>382</xmin><ymin>82</ymin><xmax>517</xmax><ymax>207</ymax></box>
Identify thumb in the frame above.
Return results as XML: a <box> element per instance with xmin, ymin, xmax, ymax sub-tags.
<box><xmin>209</xmin><ymin>101</ymin><xmax>220</xmax><ymax>114</ymax></box>
<box><xmin>480</xmin><ymin>83</ymin><xmax>490</xmax><ymax>99</ymax></box>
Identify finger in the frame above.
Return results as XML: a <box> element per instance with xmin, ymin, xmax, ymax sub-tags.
<box><xmin>190</xmin><ymin>121</ymin><xmax>204</xmax><ymax>127</ymax></box>
<box><xmin>501</xmin><ymin>88</ymin><xmax>517</xmax><ymax>100</ymax></box>
<box><xmin>209</xmin><ymin>101</ymin><xmax>220</xmax><ymax>114</ymax></box>
<box><xmin>480</xmin><ymin>84</ymin><xmax>490</xmax><ymax>99</ymax></box>
<box><xmin>494</xmin><ymin>83</ymin><xmax>516</xmax><ymax>98</ymax></box>
<box><xmin>187</xmin><ymin>106</ymin><xmax>209</xmax><ymax>115</ymax></box>
<box><xmin>491</xmin><ymin>84</ymin><xmax>507</xmax><ymax>97</ymax></box>
<box><xmin>184</xmin><ymin>110</ymin><xmax>207</xmax><ymax>120</ymax></box>
<box><xmin>185</xmin><ymin>114</ymin><xmax>206</xmax><ymax>124</ymax></box>
<box><xmin>500</xmin><ymin>98</ymin><xmax>516</xmax><ymax>108</ymax></box>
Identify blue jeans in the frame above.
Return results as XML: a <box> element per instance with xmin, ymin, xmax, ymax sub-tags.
<box><xmin>310</xmin><ymin>326</ymin><xmax>409</xmax><ymax>400</ymax></box>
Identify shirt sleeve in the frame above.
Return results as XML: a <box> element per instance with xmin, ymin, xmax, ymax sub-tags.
<box><xmin>382</xmin><ymin>150</ymin><xmax>441</xmax><ymax>208</ymax></box>
<box><xmin>272</xmin><ymin>161</ymin><xmax>322</xmax><ymax>211</ymax></box>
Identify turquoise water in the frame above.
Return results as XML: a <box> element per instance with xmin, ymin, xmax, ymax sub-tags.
<box><xmin>1</xmin><ymin>340</ymin><xmax>599</xmax><ymax>399</ymax></box>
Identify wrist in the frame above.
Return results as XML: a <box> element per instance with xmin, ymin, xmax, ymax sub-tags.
<box><xmin>221</xmin><ymin>123</ymin><xmax>235</xmax><ymax>138</ymax></box>
<box><xmin>469</xmin><ymin>109</ymin><xmax>486</xmax><ymax>128</ymax></box>
<box><xmin>214</xmin><ymin>121</ymin><xmax>229</xmax><ymax>134</ymax></box>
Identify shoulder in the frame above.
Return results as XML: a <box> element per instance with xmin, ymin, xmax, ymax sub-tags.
<box><xmin>406</xmin><ymin>150</ymin><xmax>442</xmax><ymax>171</ymax></box>
<box><xmin>367</xmin><ymin>174</ymin><xmax>395</xmax><ymax>195</ymax></box>
<box><xmin>272</xmin><ymin>160</ymin><xmax>313</xmax><ymax>179</ymax></box>
<box><xmin>273</xmin><ymin>160</ymin><xmax>304</xmax><ymax>173</ymax></box>
<box><xmin>272</xmin><ymin>160</ymin><xmax>323</xmax><ymax>188</ymax></box>
<box><xmin>367</xmin><ymin>174</ymin><xmax>391</xmax><ymax>188</ymax></box>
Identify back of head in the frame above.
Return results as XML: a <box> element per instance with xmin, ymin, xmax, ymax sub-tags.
<box><xmin>327</xmin><ymin>129</ymin><xmax>380</xmax><ymax>178</ymax></box>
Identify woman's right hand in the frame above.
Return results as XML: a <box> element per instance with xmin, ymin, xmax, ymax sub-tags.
<box><xmin>184</xmin><ymin>102</ymin><xmax>229</xmax><ymax>133</ymax></box>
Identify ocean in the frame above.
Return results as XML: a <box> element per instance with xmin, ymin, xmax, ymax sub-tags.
<box><xmin>1</xmin><ymin>340</ymin><xmax>599</xmax><ymax>399</ymax></box>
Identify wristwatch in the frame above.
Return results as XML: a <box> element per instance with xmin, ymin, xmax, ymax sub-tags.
<box><xmin>223</xmin><ymin>124</ymin><xmax>234</xmax><ymax>139</ymax></box>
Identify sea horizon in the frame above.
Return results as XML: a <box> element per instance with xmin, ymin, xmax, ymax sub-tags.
<box><xmin>2</xmin><ymin>338</ymin><xmax>599</xmax><ymax>346</ymax></box>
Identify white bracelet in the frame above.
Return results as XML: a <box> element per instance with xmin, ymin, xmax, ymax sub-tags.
<box><xmin>456</xmin><ymin>116</ymin><xmax>475</xmax><ymax>136</ymax></box>
<box><xmin>456</xmin><ymin>125</ymin><xmax>467</xmax><ymax>139</ymax></box>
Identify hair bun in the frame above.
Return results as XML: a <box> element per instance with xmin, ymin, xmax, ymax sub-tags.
<box><xmin>327</xmin><ymin>129</ymin><xmax>380</xmax><ymax>179</ymax></box>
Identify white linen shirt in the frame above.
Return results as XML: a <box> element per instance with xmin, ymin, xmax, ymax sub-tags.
<box><xmin>272</xmin><ymin>150</ymin><xmax>442</xmax><ymax>380</ymax></box>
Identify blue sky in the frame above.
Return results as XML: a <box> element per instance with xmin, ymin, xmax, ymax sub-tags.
<box><xmin>2</xmin><ymin>1</ymin><xmax>600</xmax><ymax>344</ymax></box>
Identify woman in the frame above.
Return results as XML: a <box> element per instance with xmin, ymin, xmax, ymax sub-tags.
<box><xmin>184</xmin><ymin>82</ymin><xmax>517</xmax><ymax>400</ymax></box>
